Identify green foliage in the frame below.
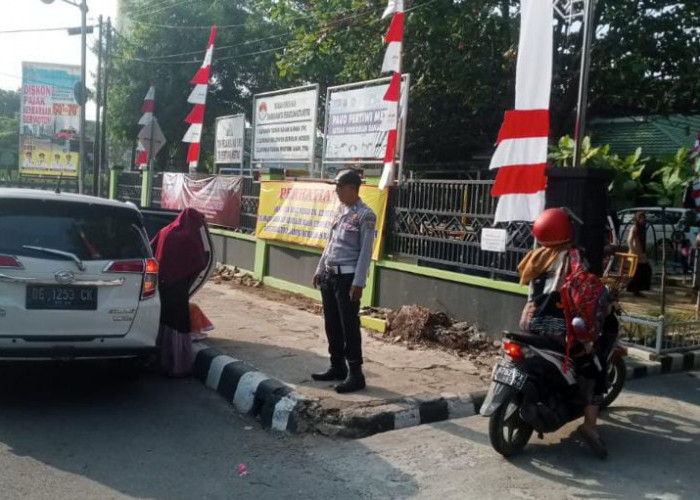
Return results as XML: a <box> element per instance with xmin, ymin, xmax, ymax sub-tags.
<box><xmin>0</xmin><ymin>90</ymin><xmax>20</xmax><ymax>171</ymax></box>
<box><xmin>648</xmin><ymin>147</ymin><xmax>697</xmax><ymax>207</ymax></box>
<box><xmin>108</xmin><ymin>0</ymin><xmax>700</xmax><ymax>166</ymax></box>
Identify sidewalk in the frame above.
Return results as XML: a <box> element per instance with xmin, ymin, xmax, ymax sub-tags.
<box><xmin>191</xmin><ymin>281</ymin><xmax>697</xmax><ymax>438</ymax></box>
<box><xmin>193</xmin><ymin>282</ymin><xmax>497</xmax><ymax>437</ymax></box>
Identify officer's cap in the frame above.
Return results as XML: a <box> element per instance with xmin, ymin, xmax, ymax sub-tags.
<box><xmin>331</xmin><ymin>169</ymin><xmax>362</xmax><ymax>188</ymax></box>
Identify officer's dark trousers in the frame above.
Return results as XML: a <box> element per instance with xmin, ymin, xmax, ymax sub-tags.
<box><xmin>320</xmin><ymin>272</ymin><xmax>363</xmax><ymax>365</ymax></box>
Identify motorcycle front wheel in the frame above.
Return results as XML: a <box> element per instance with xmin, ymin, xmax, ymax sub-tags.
<box><xmin>488</xmin><ymin>390</ymin><xmax>533</xmax><ymax>458</ymax></box>
<box><xmin>600</xmin><ymin>356</ymin><xmax>626</xmax><ymax>409</ymax></box>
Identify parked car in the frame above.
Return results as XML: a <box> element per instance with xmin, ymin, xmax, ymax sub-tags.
<box><xmin>0</xmin><ymin>189</ymin><xmax>212</xmax><ymax>361</ymax></box>
<box><xmin>53</xmin><ymin>128</ymin><xmax>77</xmax><ymax>140</ymax></box>
<box><xmin>617</xmin><ymin>207</ymin><xmax>700</xmax><ymax>254</ymax></box>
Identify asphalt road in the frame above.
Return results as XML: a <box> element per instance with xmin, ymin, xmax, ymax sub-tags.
<box><xmin>0</xmin><ymin>361</ymin><xmax>697</xmax><ymax>499</ymax></box>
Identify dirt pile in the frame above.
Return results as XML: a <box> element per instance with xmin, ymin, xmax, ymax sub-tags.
<box><xmin>211</xmin><ymin>266</ymin><xmax>262</xmax><ymax>287</ymax></box>
<box><xmin>385</xmin><ymin>304</ymin><xmax>497</xmax><ymax>355</ymax></box>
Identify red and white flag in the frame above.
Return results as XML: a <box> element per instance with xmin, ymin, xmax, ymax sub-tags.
<box><xmin>382</xmin><ymin>0</ymin><xmax>403</xmax><ymax>20</ymax></box>
<box><xmin>379</xmin><ymin>72</ymin><xmax>402</xmax><ymax>189</ymax></box>
<box><xmin>183</xmin><ymin>26</ymin><xmax>216</xmax><ymax>172</ymax></box>
<box><xmin>381</xmin><ymin>12</ymin><xmax>403</xmax><ymax>73</ymax></box>
<box><xmin>136</xmin><ymin>86</ymin><xmax>155</xmax><ymax>169</ymax></box>
<box><xmin>378</xmin><ymin>4</ymin><xmax>405</xmax><ymax>190</ymax></box>
<box><xmin>490</xmin><ymin>0</ymin><xmax>553</xmax><ymax>222</ymax></box>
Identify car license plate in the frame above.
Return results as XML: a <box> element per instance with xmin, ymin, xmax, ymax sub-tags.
<box><xmin>492</xmin><ymin>363</ymin><xmax>527</xmax><ymax>390</ymax></box>
<box><xmin>26</xmin><ymin>285</ymin><xmax>97</xmax><ymax>311</ymax></box>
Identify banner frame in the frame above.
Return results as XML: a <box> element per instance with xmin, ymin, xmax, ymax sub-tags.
<box><xmin>321</xmin><ymin>74</ymin><xmax>410</xmax><ymax>180</ymax></box>
<box><xmin>18</xmin><ymin>61</ymin><xmax>83</xmax><ymax>180</ymax></box>
<box><xmin>251</xmin><ymin>83</ymin><xmax>319</xmax><ymax>169</ymax></box>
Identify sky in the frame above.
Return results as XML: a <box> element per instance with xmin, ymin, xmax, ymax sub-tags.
<box><xmin>0</xmin><ymin>0</ymin><xmax>119</xmax><ymax>114</ymax></box>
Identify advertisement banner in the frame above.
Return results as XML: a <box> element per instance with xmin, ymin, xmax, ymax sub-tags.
<box><xmin>161</xmin><ymin>173</ymin><xmax>243</xmax><ymax>228</ymax></box>
<box><xmin>256</xmin><ymin>181</ymin><xmax>388</xmax><ymax>260</ymax></box>
<box><xmin>19</xmin><ymin>62</ymin><xmax>81</xmax><ymax>177</ymax></box>
<box><xmin>215</xmin><ymin>114</ymin><xmax>245</xmax><ymax>164</ymax></box>
<box><xmin>324</xmin><ymin>77</ymin><xmax>408</xmax><ymax>162</ymax></box>
<box><xmin>252</xmin><ymin>87</ymin><xmax>318</xmax><ymax>163</ymax></box>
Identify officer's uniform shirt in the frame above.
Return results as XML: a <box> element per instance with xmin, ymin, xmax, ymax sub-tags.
<box><xmin>316</xmin><ymin>199</ymin><xmax>377</xmax><ymax>288</ymax></box>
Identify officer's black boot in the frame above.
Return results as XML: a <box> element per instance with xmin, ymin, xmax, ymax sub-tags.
<box><xmin>335</xmin><ymin>361</ymin><xmax>366</xmax><ymax>393</ymax></box>
<box><xmin>311</xmin><ymin>359</ymin><xmax>347</xmax><ymax>381</ymax></box>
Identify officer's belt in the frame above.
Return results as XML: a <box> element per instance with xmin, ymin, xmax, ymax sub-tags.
<box><xmin>326</xmin><ymin>265</ymin><xmax>355</xmax><ymax>275</ymax></box>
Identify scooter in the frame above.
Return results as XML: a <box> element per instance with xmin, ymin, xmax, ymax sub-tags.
<box><xmin>480</xmin><ymin>324</ymin><xmax>627</xmax><ymax>458</ymax></box>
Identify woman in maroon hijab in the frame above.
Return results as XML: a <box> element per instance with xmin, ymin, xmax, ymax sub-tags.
<box><xmin>151</xmin><ymin>208</ymin><xmax>208</xmax><ymax>375</ymax></box>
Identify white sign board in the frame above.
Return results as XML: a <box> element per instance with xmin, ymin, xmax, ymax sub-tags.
<box><xmin>324</xmin><ymin>77</ymin><xmax>408</xmax><ymax>161</ymax></box>
<box><xmin>252</xmin><ymin>87</ymin><xmax>318</xmax><ymax>163</ymax></box>
<box><xmin>480</xmin><ymin>228</ymin><xmax>508</xmax><ymax>253</ymax></box>
<box><xmin>215</xmin><ymin>114</ymin><xmax>245</xmax><ymax>164</ymax></box>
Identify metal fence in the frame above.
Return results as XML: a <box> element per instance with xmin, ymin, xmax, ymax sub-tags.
<box><xmin>240</xmin><ymin>176</ymin><xmax>260</xmax><ymax>234</ymax></box>
<box><xmin>385</xmin><ymin>180</ymin><xmax>533</xmax><ymax>279</ymax></box>
<box><xmin>116</xmin><ymin>171</ymin><xmax>142</xmax><ymax>205</ymax></box>
<box><xmin>0</xmin><ymin>175</ymin><xmax>107</xmax><ymax>196</ymax></box>
<box><xmin>619</xmin><ymin>314</ymin><xmax>700</xmax><ymax>354</ymax></box>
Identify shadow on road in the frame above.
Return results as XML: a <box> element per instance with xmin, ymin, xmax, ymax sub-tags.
<box><xmin>0</xmin><ymin>360</ymin><xmax>418</xmax><ymax>499</ymax></box>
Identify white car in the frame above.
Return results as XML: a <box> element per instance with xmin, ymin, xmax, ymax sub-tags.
<box><xmin>0</xmin><ymin>189</ymin><xmax>167</xmax><ymax>360</ymax></box>
<box><xmin>617</xmin><ymin>207</ymin><xmax>700</xmax><ymax>253</ymax></box>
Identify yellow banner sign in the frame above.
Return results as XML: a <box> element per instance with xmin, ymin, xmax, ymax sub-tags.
<box><xmin>256</xmin><ymin>181</ymin><xmax>388</xmax><ymax>260</ymax></box>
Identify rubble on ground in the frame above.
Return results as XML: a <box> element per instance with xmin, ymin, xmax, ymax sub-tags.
<box><xmin>360</xmin><ymin>307</ymin><xmax>393</xmax><ymax>320</ymax></box>
<box><xmin>211</xmin><ymin>266</ymin><xmax>262</xmax><ymax>287</ymax></box>
<box><xmin>384</xmin><ymin>304</ymin><xmax>497</xmax><ymax>355</ymax></box>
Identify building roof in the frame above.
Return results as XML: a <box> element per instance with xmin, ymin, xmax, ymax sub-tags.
<box><xmin>589</xmin><ymin>114</ymin><xmax>700</xmax><ymax>158</ymax></box>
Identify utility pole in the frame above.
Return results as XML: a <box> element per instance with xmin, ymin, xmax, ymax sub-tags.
<box><xmin>98</xmin><ymin>17</ymin><xmax>111</xmax><ymax>197</ymax></box>
<box><xmin>93</xmin><ymin>15</ymin><xmax>103</xmax><ymax>197</ymax></box>
<box><xmin>572</xmin><ymin>0</ymin><xmax>597</xmax><ymax>168</ymax></box>
<box><xmin>78</xmin><ymin>0</ymin><xmax>87</xmax><ymax>193</ymax></box>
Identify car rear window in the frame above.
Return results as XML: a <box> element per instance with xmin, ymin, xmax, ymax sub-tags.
<box><xmin>0</xmin><ymin>198</ymin><xmax>150</xmax><ymax>261</ymax></box>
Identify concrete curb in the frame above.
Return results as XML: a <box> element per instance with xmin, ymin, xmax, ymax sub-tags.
<box><xmin>190</xmin><ymin>341</ymin><xmax>698</xmax><ymax>438</ymax></box>
<box><xmin>191</xmin><ymin>344</ymin><xmax>308</xmax><ymax>433</ymax></box>
<box><xmin>626</xmin><ymin>350</ymin><xmax>700</xmax><ymax>378</ymax></box>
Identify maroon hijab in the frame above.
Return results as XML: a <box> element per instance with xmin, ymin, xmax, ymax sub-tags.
<box><xmin>151</xmin><ymin>208</ymin><xmax>208</xmax><ymax>286</ymax></box>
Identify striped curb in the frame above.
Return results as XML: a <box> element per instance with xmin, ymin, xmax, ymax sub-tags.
<box><xmin>626</xmin><ymin>351</ymin><xmax>700</xmax><ymax>379</ymax></box>
<box><xmin>189</xmin><ymin>341</ymin><xmax>697</xmax><ymax>438</ymax></box>
<box><xmin>344</xmin><ymin>391</ymin><xmax>487</xmax><ymax>438</ymax></box>
<box><xmin>191</xmin><ymin>344</ymin><xmax>308</xmax><ymax>433</ymax></box>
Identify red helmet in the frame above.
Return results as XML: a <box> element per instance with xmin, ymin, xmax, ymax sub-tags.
<box><xmin>533</xmin><ymin>208</ymin><xmax>573</xmax><ymax>247</ymax></box>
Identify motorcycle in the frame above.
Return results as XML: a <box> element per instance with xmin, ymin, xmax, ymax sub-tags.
<box><xmin>480</xmin><ymin>326</ymin><xmax>627</xmax><ymax>458</ymax></box>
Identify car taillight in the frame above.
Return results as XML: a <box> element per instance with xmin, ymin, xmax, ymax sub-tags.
<box><xmin>0</xmin><ymin>255</ymin><xmax>22</xmax><ymax>268</ymax></box>
<box><xmin>105</xmin><ymin>260</ymin><xmax>145</xmax><ymax>273</ymax></box>
<box><xmin>105</xmin><ymin>259</ymin><xmax>159</xmax><ymax>300</ymax></box>
<box><xmin>141</xmin><ymin>258</ymin><xmax>159</xmax><ymax>300</ymax></box>
<box><xmin>503</xmin><ymin>340</ymin><xmax>525</xmax><ymax>362</ymax></box>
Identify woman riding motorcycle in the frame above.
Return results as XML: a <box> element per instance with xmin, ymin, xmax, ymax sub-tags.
<box><xmin>518</xmin><ymin>208</ymin><xmax>616</xmax><ymax>458</ymax></box>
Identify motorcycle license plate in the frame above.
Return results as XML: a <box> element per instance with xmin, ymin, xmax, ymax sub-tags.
<box><xmin>492</xmin><ymin>363</ymin><xmax>527</xmax><ymax>390</ymax></box>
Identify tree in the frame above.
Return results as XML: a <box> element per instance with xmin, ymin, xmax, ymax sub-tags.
<box><xmin>0</xmin><ymin>89</ymin><xmax>20</xmax><ymax>173</ymax></box>
<box><xmin>109</xmin><ymin>1</ymin><xmax>700</xmax><ymax>166</ymax></box>
<box><xmin>109</xmin><ymin>0</ymin><xmax>286</xmax><ymax>171</ymax></box>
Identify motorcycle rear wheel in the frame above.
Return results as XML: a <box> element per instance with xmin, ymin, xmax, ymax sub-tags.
<box><xmin>488</xmin><ymin>390</ymin><xmax>534</xmax><ymax>458</ymax></box>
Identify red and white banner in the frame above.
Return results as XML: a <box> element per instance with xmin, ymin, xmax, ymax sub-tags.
<box><xmin>136</xmin><ymin>86</ymin><xmax>155</xmax><ymax>169</ymax></box>
<box><xmin>161</xmin><ymin>173</ymin><xmax>243</xmax><ymax>228</ymax></box>
<box><xmin>183</xmin><ymin>26</ymin><xmax>217</xmax><ymax>172</ymax></box>
<box><xmin>490</xmin><ymin>0</ymin><xmax>553</xmax><ymax>222</ymax></box>
<box><xmin>378</xmin><ymin>2</ymin><xmax>405</xmax><ymax>190</ymax></box>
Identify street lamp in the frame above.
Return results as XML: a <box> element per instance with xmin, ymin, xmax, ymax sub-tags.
<box><xmin>40</xmin><ymin>0</ymin><xmax>88</xmax><ymax>195</ymax></box>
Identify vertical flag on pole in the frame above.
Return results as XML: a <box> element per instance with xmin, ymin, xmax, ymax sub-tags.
<box><xmin>135</xmin><ymin>86</ymin><xmax>155</xmax><ymax>169</ymax></box>
<box><xmin>378</xmin><ymin>1</ymin><xmax>404</xmax><ymax>190</ymax></box>
<box><xmin>182</xmin><ymin>26</ymin><xmax>217</xmax><ymax>172</ymax></box>
<box><xmin>489</xmin><ymin>0</ymin><xmax>553</xmax><ymax>222</ymax></box>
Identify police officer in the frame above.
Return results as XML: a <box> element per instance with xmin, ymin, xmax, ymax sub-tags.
<box><xmin>312</xmin><ymin>169</ymin><xmax>377</xmax><ymax>393</ymax></box>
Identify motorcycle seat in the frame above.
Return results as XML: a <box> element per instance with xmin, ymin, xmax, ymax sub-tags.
<box><xmin>505</xmin><ymin>332</ymin><xmax>566</xmax><ymax>353</ymax></box>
